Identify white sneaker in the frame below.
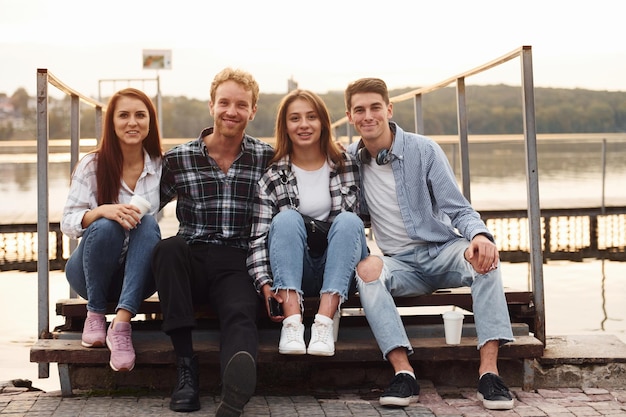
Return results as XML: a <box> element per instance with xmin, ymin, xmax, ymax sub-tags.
<box><xmin>307</xmin><ymin>315</ymin><xmax>335</xmax><ymax>356</ymax></box>
<box><xmin>278</xmin><ymin>317</ymin><xmax>306</xmax><ymax>355</ymax></box>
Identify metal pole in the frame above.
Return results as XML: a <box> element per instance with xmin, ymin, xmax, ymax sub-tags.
<box><xmin>36</xmin><ymin>69</ymin><xmax>50</xmax><ymax>378</ymax></box>
<box><xmin>157</xmin><ymin>74</ymin><xmax>163</xmax><ymax>135</ymax></box>
<box><xmin>601</xmin><ymin>138</ymin><xmax>607</xmax><ymax>215</ymax></box>
<box><xmin>413</xmin><ymin>93</ymin><xmax>424</xmax><ymax>135</ymax></box>
<box><xmin>456</xmin><ymin>77</ymin><xmax>471</xmax><ymax>202</ymax></box>
<box><xmin>520</xmin><ymin>46</ymin><xmax>546</xmax><ymax>345</ymax></box>
<box><xmin>69</xmin><ymin>95</ymin><xmax>80</xmax><ymax>298</ymax></box>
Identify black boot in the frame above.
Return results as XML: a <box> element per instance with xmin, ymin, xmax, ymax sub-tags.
<box><xmin>169</xmin><ymin>355</ymin><xmax>200</xmax><ymax>412</ymax></box>
<box><xmin>215</xmin><ymin>351</ymin><xmax>256</xmax><ymax>417</ymax></box>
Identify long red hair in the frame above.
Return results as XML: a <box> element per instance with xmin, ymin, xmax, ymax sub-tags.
<box><xmin>94</xmin><ymin>88</ymin><xmax>162</xmax><ymax>204</ymax></box>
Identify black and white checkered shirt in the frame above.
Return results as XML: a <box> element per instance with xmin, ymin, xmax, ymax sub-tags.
<box><xmin>160</xmin><ymin>127</ymin><xmax>274</xmax><ymax>249</ymax></box>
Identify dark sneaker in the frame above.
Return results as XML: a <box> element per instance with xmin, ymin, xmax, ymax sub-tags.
<box><xmin>215</xmin><ymin>351</ymin><xmax>256</xmax><ymax>417</ymax></box>
<box><xmin>379</xmin><ymin>373</ymin><xmax>420</xmax><ymax>407</ymax></box>
<box><xmin>477</xmin><ymin>373</ymin><xmax>514</xmax><ymax>410</ymax></box>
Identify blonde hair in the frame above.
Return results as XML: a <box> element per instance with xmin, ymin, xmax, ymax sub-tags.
<box><xmin>210</xmin><ymin>67</ymin><xmax>260</xmax><ymax>107</ymax></box>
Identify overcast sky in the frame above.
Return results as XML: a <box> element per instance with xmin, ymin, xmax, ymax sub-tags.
<box><xmin>1</xmin><ymin>0</ymin><xmax>625</xmax><ymax>101</ymax></box>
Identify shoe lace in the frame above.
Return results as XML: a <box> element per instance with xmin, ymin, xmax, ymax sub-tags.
<box><xmin>177</xmin><ymin>363</ymin><xmax>193</xmax><ymax>388</ymax></box>
<box><xmin>283</xmin><ymin>322</ymin><xmax>302</xmax><ymax>343</ymax></box>
<box><xmin>385</xmin><ymin>374</ymin><xmax>413</xmax><ymax>395</ymax></box>
<box><xmin>483</xmin><ymin>374</ymin><xmax>510</xmax><ymax>397</ymax></box>
<box><xmin>311</xmin><ymin>322</ymin><xmax>332</xmax><ymax>344</ymax></box>
<box><xmin>84</xmin><ymin>315</ymin><xmax>104</xmax><ymax>331</ymax></box>
<box><xmin>109</xmin><ymin>328</ymin><xmax>132</xmax><ymax>350</ymax></box>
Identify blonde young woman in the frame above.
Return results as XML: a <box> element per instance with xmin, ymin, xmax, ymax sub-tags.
<box><xmin>61</xmin><ymin>88</ymin><xmax>162</xmax><ymax>373</ymax></box>
<box><xmin>248</xmin><ymin>89</ymin><xmax>368</xmax><ymax>356</ymax></box>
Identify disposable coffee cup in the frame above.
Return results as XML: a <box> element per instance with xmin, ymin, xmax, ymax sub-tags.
<box><xmin>442</xmin><ymin>310</ymin><xmax>464</xmax><ymax>345</ymax></box>
<box><xmin>129</xmin><ymin>194</ymin><xmax>152</xmax><ymax>219</ymax></box>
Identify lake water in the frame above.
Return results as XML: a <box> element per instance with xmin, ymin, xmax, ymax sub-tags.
<box><xmin>0</xmin><ymin>134</ymin><xmax>625</xmax><ymax>392</ymax></box>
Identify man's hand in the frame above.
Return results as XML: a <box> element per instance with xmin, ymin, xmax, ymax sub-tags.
<box><xmin>464</xmin><ymin>234</ymin><xmax>499</xmax><ymax>275</ymax></box>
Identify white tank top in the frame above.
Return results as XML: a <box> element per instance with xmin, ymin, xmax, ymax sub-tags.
<box><xmin>292</xmin><ymin>161</ymin><xmax>331</xmax><ymax>221</ymax></box>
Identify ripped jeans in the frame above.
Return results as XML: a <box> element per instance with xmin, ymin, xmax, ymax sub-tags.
<box><xmin>356</xmin><ymin>238</ymin><xmax>514</xmax><ymax>360</ymax></box>
<box><xmin>269</xmin><ymin>210</ymin><xmax>368</xmax><ymax>304</ymax></box>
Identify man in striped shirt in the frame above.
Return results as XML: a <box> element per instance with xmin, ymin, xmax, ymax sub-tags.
<box><xmin>151</xmin><ymin>68</ymin><xmax>274</xmax><ymax>415</ymax></box>
<box><xmin>345</xmin><ymin>78</ymin><xmax>515</xmax><ymax>411</ymax></box>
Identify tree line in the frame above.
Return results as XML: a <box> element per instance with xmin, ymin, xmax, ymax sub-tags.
<box><xmin>2</xmin><ymin>84</ymin><xmax>626</xmax><ymax>141</ymax></box>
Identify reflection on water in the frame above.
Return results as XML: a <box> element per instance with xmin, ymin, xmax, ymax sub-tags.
<box><xmin>500</xmin><ymin>259</ymin><xmax>625</xmax><ymax>342</ymax></box>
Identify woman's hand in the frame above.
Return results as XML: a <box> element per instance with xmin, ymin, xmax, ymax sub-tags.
<box><xmin>261</xmin><ymin>284</ymin><xmax>284</xmax><ymax>322</ymax></box>
<box><xmin>86</xmin><ymin>204</ymin><xmax>142</xmax><ymax>231</ymax></box>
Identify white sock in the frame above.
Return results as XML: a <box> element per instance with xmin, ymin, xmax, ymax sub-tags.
<box><xmin>396</xmin><ymin>370</ymin><xmax>416</xmax><ymax>379</ymax></box>
<box><xmin>314</xmin><ymin>313</ymin><xmax>334</xmax><ymax>325</ymax></box>
<box><xmin>283</xmin><ymin>314</ymin><xmax>301</xmax><ymax>325</ymax></box>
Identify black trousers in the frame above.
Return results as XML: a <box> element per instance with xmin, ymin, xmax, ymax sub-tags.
<box><xmin>151</xmin><ymin>236</ymin><xmax>259</xmax><ymax>372</ymax></box>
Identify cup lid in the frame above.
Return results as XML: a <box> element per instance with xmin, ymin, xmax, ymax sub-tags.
<box><xmin>442</xmin><ymin>310</ymin><xmax>464</xmax><ymax>319</ymax></box>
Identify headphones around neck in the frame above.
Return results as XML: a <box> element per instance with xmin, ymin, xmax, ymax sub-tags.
<box><xmin>357</xmin><ymin>146</ymin><xmax>393</xmax><ymax>165</ymax></box>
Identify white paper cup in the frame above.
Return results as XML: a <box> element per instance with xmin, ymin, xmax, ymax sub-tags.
<box><xmin>442</xmin><ymin>310</ymin><xmax>464</xmax><ymax>345</ymax></box>
<box><xmin>129</xmin><ymin>194</ymin><xmax>152</xmax><ymax>219</ymax></box>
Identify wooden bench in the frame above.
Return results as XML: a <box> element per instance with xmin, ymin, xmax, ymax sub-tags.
<box><xmin>31</xmin><ymin>288</ymin><xmax>544</xmax><ymax>396</ymax></box>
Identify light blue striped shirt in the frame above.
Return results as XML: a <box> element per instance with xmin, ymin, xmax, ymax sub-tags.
<box><xmin>347</xmin><ymin>122</ymin><xmax>492</xmax><ymax>257</ymax></box>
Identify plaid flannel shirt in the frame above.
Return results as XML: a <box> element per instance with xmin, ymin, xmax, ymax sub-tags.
<box><xmin>160</xmin><ymin>127</ymin><xmax>274</xmax><ymax>249</ymax></box>
<box><xmin>247</xmin><ymin>152</ymin><xmax>361</xmax><ymax>292</ymax></box>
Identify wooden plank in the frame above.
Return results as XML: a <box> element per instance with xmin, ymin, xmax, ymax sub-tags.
<box><xmin>56</xmin><ymin>288</ymin><xmax>533</xmax><ymax>317</ymax></box>
<box><xmin>31</xmin><ymin>334</ymin><xmax>543</xmax><ymax>365</ymax></box>
<box><xmin>55</xmin><ymin>288</ymin><xmax>536</xmax><ymax>333</ymax></box>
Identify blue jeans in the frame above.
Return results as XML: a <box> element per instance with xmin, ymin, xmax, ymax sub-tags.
<box><xmin>65</xmin><ymin>216</ymin><xmax>160</xmax><ymax>315</ymax></box>
<box><xmin>356</xmin><ymin>238</ymin><xmax>514</xmax><ymax>359</ymax></box>
<box><xmin>269</xmin><ymin>210</ymin><xmax>368</xmax><ymax>303</ymax></box>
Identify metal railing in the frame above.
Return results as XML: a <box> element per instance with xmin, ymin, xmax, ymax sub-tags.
<box><xmin>36</xmin><ymin>68</ymin><xmax>107</xmax><ymax>379</ymax></box>
<box><xmin>332</xmin><ymin>45</ymin><xmax>545</xmax><ymax>344</ymax></box>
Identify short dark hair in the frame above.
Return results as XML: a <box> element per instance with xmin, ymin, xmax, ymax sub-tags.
<box><xmin>344</xmin><ymin>78</ymin><xmax>390</xmax><ymax>111</ymax></box>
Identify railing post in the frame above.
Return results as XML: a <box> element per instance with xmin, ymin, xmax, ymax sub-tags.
<box><xmin>589</xmin><ymin>214</ymin><xmax>599</xmax><ymax>255</ymax></box>
<box><xmin>456</xmin><ymin>77</ymin><xmax>471</xmax><ymax>202</ymax></box>
<box><xmin>95</xmin><ymin>106</ymin><xmax>103</xmax><ymax>145</ymax></box>
<box><xmin>346</xmin><ymin>122</ymin><xmax>353</xmax><ymax>144</ymax></box>
<box><xmin>413</xmin><ymin>93</ymin><xmax>424</xmax><ymax>135</ymax></box>
<box><xmin>69</xmin><ymin>95</ymin><xmax>80</xmax><ymax>298</ymax></box>
<box><xmin>520</xmin><ymin>46</ymin><xmax>546</xmax><ymax>345</ymax></box>
<box><xmin>36</xmin><ymin>69</ymin><xmax>51</xmax><ymax>379</ymax></box>
<box><xmin>157</xmin><ymin>74</ymin><xmax>163</xmax><ymax>136</ymax></box>
<box><xmin>601</xmin><ymin>138</ymin><xmax>606</xmax><ymax>215</ymax></box>
<box><xmin>55</xmin><ymin>229</ymin><xmax>64</xmax><ymax>265</ymax></box>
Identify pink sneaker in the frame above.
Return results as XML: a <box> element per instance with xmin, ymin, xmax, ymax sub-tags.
<box><xmin>81</xmin><ymin>311</ymin><xmax>106</xmax><ymax>348</ymax></box>
<box><xmin>106</xmin><ymin>321</ymin><xmax>135</xmax><ymax>372</ymax></box>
